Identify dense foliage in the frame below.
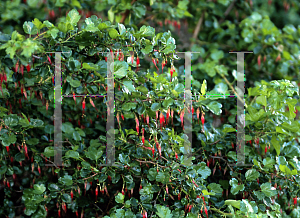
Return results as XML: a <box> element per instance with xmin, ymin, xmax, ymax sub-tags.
<box><xmin>0</xmin><ymin>0</ymin><xmax>300</xmax><ymax>218</ymax></box>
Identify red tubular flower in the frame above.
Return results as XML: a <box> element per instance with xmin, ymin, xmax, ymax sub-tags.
<box><xmin>136</xmin><ymin>56</ymin><xmax>140</xmax><ymax>66</ymax></box>
<box><xmin>24</xmin><ymin>144</ymin><xmax>28</xmax><ymax>157</ymax></box>
<box><xmin>15</xmin><ymin>61</ymin><xmax>19</xmax><ymax>73</ymax></box>
<box><xmin>47</xmin><ymin>56</ymin><xmax>52</xmax><ymax>65</ymax></box>
<box><xmin>175</xmin><ymin>152</ymin><xmax>178</xmax><ymax>160</ymax></box>
<box><xmin>6</xmin><ymin>146</ymin><xmax>9</xmax><ymax>154</ymax></box>
<box><xmin>196</xmin><ymin>108</ymin><xmax>200</xmax><ymax>124</ymax></box>
<box><xmin>26</xmin><ymin>64</ymin><xmax>30</xmax><ymax>72</ymax></box>
<box><xmin>204</xmin><ymin>206</ymin><xmax>208</xmax><ymax>217</ymax></box>
<box><xmin>265</xmin><ymin>145</ymin><xmax>268</xmax><ymax>154</ymax></box>
<box><xmin>82</xmin><ymin>99</ymin><xmax>86</xmax><ymax>111</ymax></box>
<box><xmin>166</xmin><ymin>108</ymin><xmax>170</xmax><ymax>124</ymax></box>
<box><xmin>257</xmin><ymin>55</ymin><xmax>261</xmax><ymax>68</ymax></box>
<box><xmin>156</xmin><ymin>142</ymin><xmax>161</xmax><ymax>156</ymax></box>
<box><xmin>201</xmin><ymin>113</ymin><xmax>205</xmax><ymax>131</ymax></box>
<box><xmin>20</xmin><ymin>64</ymin><xmax>24</xmax><ymax>76</ymax></box>
<box><xmin>178</xmin><ymin>193</ymin><xmax>181</xmax><ymax>200</ymax></box>
<box><xmin>162</xmin><ymin>60</ymin><xmax>166</xmax><ymax>71</ymax></box>
<box><xmin>146</xmin><ymin>114</ymin><xmax>149</xmax><ymax>126</ymax></box>
<box><xmin>73</xmin><ymin>92</ymin><xmax>76</xmax><ymax>103</ymax></box>
<box><xmin>142</xmin><ymin>136</ymin><xmax>145</xmax><ymax>145</ymax></box>
<box><xmin>294</xmin><ymin>196</ymin><xmax>297</xmax><ymax>205</ymax></box>
<box><xmin>152</xmin><ymin>146</ymin><xmax>155</xmax><ymax>157</ymax></box>
<box><xmin>275</xmin><ymin>54</ymin><xmax>281</xmax><ymax>62</ymax></box>
<box><xmin>180</xmin><ymin>110</ymin><xmax>184</xmax><ymax>127</ymax></box>
<box><xmin>170</xmin><ymin>67</ymin><xmax>174</xmax><ymax>82</ymax></box>
<box><xmin>159</xmin><ymin>112</ymin><xmax>165</xmax><ymax>129</ymax></box>
<box><xmin>121</xmin><ymin>114</ymin><xmax>124</xmax><ymax>120</ymax></box>
<box><xmin>90</xmin><ymin>98</ymin><xmax>95</xmax><ymax>108</ymax></box>
<box><xmin>152</xmin><ymin>58</ymin><xmax>159</xmax><ymax>71</ymax></box>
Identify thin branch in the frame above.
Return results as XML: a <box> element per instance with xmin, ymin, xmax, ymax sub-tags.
<box><xmin>220</xmin><ymin>74</ymin><xmax>248</xmax><ymax>108</ymax></box>
<box><xmin>120</xmin><ymin>0</ymin><xmax>137</xmax><ymax>24</ymax></box>
<box><xmin>137</xmin><ymin>14</ymin><xmax>155</xmax><ymax>26</ymax></box>
<box><xmin>82</xmin><ymin>173</ymin><xmax>100</xmax><ymax>180</ymax></box>
<box><xmin>135</xmin><ymin>159</ymin><xmax>168</xmax><ymax>168</ymax></box>
<box><xmin>40</xmin><ymin>154</ymin><xmax>59</xmax><ymax>169</ymax></box>
<box><xmin>219</xmin><ymin>0</ymin><xmax>236</xmax><ymax>24</ymax></box>
<box><xmin>190</xmin><ymin>10</ymin><xmax>205</xmax><ymax>50</ymax></box>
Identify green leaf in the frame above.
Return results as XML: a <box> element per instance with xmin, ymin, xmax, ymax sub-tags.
<box><xmin>58</xmin><ymin>175</ymin><xmax>73</xmax><ymax>186</ymax></box>
<box><xmin>133</xmin><ymin>3</ymin><xmax>146</xmax><ymax>18</ymax></box>
<box><xmin>222</xmin><ymin>124</ymin><xmax>236</xmax><ymax>133</ymax></box>
<box><xmin>147</xmin><ymin>168</ymin><xmax>158</xmax><ymax>181</ymax></box>
<box><xmin>260</xmin><ymin>183</ymin><xmax>277</xmax><ymax>197</ymax></box>
<box><xmin>271</xmin><ymin>136</ymin><xmax>281</xmax><ymax>156</ymax></box>
<box><xmin>67</xmin><ymin>9</ymin><xmax>81</xmax><ymax>26</ymax></box>
<box><xmin>43</xmin><ymin>20</ymin><xmax>54</xmax><ymax>28</ymax></box>
<box><xmin>33</xmin><ymin>184</ymin><xmax>46</xmax><ymax>194</ymax></box>
<box><xmin>21</xmin><ymin>113</ymin><xmax>30</xmax><ymax>124</ymax></box>
<box><xmin>27</xmin><ymin>138</ymin><xmax>39</xmax><ymax>146</ymax></box>
<box><xmin>32</xmin><ymin>18</ymin><xmax>45</xmax><ymax>30</ymax></box>
<box><xmin>109</xmin><ymin>28</ymin><xmax>119</xmax><ymax>39</ymax></box>
<box><xmin>98</xmin><ymin>21</ymin><xmax>111</xmax><ymax>30</ymax></box>
<box><xmin>141</xmin><ymin>45</ymin><xmax>153</xmax><ymax>54</ymax></box>
<box><xmin>208</xmin><ymin>183</ymin><xmax>223</xmax><ymax>193</ymax></box>
<box><xmin>113</xmin><ymin>61</ymin><xmax>128</xmax><ymax>79</ymax></box>
<box><xmin>108</xmin><ymin>8</ymin><xmax>114</xmax><ymax>23</ymax></box>
<box><xmin>156</xmin><ymin>205</ymin><xmax>173</xmax><ymax>218</ymax></box>
<box><xmin>206</xmin><ymin>101</ymin><xmax>222</xmax><ymax>115</ymax></box>
<box><xmin>118</xmin><ymin>23</ymin><xmax>126</xmax><ymax>35</ymax></box>
<box><xmin>156</xmin><ymin>171</ymin><xmax>170</xmax><ymax>184</ymax></box>
<box><xmin>0</xmin><ymin>165</ymin><xmax>7</xmax><ymax>175</ymax></box>
<box><xmin>115</xmin><ymin>192</ymin><xmax>125</xmax><ymax>204</ymax></box>
<box><xmin>256</xmin><ymin>95</ymin><xmax>267</xmax><ymax>107</ymax></box>
<box><xmin>136</xmin><ymin>86</ymin><xmax>148</xmax><ymax>94</ymax></box>
<box><xmin>65</xmin><ymin>150</ymin><xmax>79</xmax><ymax>159</ymax></box>
<box><xmin>47</xmin><ymin>28</ymin><xmax>60</xmax><ymax>39</ymax></box>
<box><xmin>211</xmin><ymin>49</ymin><xmax>224</xmax><ymax>60</ymax></box>
<box><xmin>84</xmin><ymin>18</ymin><xmax>99</xmax><ymax>32</ymax></box>
<box><xmin>27</xmin><ymin>0</ymin><xmax>39</xmax><ymax>7</ymax></box>
<box><xmin>61</xmin><ymin>193</ymin><xmax>72</xmax><ymax>203</ymax></box>
<box><xmin>70</xmin><ymin>79</ymin><xmax>81</xmax><ymax>88</ymax></box>
<box><xmin>197</xmin><ymin>162</ymin><xmax>211</xmax><ymax>179</ymax></box>
<box><xmin>85</xmin><ymin>146</ymin><xmax>103</xmax><ymax>161</ymax></box>
<box><xmin>201</xmin><ymin>80</ymin><xmax>207</xmax><ymax>95</ymax></box>
<box><xmin>225</xmin><ymin>200</ymin><xmax>241</xmax><ymax>209</ymax></box>
<box><xmin>15</xmin><ymin>153</ymin><xmax>25</xmax><ymax>162</ymax></box>
<box><xmin>174</xmin><ymin>84</ymin><xmax>184</xmax><ymax>93</ymax></box>
<box><xmin>162</xmin><ymin>97</ymin><xmax>174</xmax><ymax>108</ymax></box>
<box><xmin>62</xmin><ymin>122</ymin><xmax>75</xmax><ymax>134</ymax></box>
<box><xmin>229</xmin><ymin>178</ymin><xmax>244</xmax><ymax>195</ymax></box>
<box><xmin>123</xmin><ymin>81</ymin><xmax>135</xmax><ymax>93</ymax></box>
<box><xmin>44</xmin><ymin>147</ymin><xmax>55</xmax><ymax>157</ymax></box>
<box><xmin>82</xmin><ymin>62</ymin><xmax>98</xmax><ymax>70</ymax></box>
<box><xmin>151</xmin><ymin>103</ymin><xmax>161</xmax><ymax>111</ymax></box>
<box><xmin>138</xmin><ymin>25</ymin><xmax>155</xmax><ymax>37</ymax></box>
<box><xmin>245</xmin><ymin>169</ymin><xmax>259</xmax><ymax>181</ymax></box>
